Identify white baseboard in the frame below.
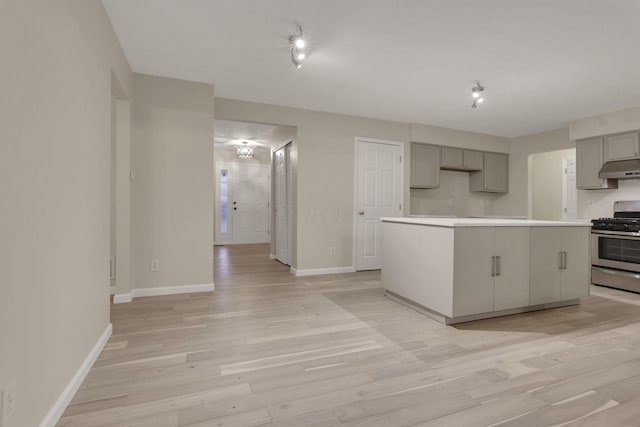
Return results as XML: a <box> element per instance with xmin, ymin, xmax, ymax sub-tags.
<box><xmin>113</xmin><ymin>283</ymin><xmax>215</xmax><ymax>304</ymax></box>
<box><xmin>269</xmin><ymin>253</ymin><xmax>277</xmax><ymax>260</ymax></box>
<box><xmin>113</xmin><ymin>293</ymin><xmax>132</xmax><ymax>304</ymax></box>
<box><xmin>291</xmin><ymin>266</ymin><xmax>356</xmax><ymax>277</ymax></box>
<box><xmin>40</xmin><ymin>323</ymin><xmax>112</xmax><ymax>427</ymax></box>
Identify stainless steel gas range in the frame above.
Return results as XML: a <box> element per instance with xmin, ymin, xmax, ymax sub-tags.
<box><xmin>591</xmin><ymin>200</ymin><xmax>640</xmax><ymax>293</ymax></box>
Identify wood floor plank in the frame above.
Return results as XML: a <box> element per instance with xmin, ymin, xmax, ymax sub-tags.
<box><xmin>57</xmin><ymin>243</ymin><xmax>640</xmax><ymax>426</ymax></box>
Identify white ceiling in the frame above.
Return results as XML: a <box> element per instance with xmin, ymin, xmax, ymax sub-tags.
<box><xmin>102</xmin><ymin>0</ymin><xmax>640</xmax><ymax>138</ymax></box>
<box><xmin>214</xmin><ymin>119</ymin><xmax>277</xmax><ymax>150</ymax></box>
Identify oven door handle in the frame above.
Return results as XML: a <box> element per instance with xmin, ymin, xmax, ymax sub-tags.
<box><xmin>592</xmin><ymin>230</ymin><xmax>640</xmax><ymax>237</ymax></box>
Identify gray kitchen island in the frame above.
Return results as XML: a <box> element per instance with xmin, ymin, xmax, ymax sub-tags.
<box><xmin>381</xmin><ymin>217</ymin><xmax>591</xmax><ymax>324</ymax></box>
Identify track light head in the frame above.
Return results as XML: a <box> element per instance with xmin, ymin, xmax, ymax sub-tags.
<box><xmin>289</xmin><ymin>25</ymin><xmax>307</xmax><ymax>69</ymax></box>
<box><xmin>471</xmin><ymin>80</ymin><xmax>485</xmax><ymax>108</ymax></box>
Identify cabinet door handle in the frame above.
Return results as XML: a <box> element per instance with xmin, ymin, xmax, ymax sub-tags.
<box><xmin>495</xmin><ymin>256</ymin><xmax>501</xmax><ymax>276</ymax></box>
<box><xmin>491</xmin><ymin>256</ymin><xmax>496</xmax><ymax>277</ymax></box>
<box><xmin>558</xmin><ymin>252</ymin><xmax>563</xmax><ymax>270</ymax></box>
<box><xmin>562</xmin><ymin>252</ymin><xmax>568</xmax><ymax>270</ymax></box>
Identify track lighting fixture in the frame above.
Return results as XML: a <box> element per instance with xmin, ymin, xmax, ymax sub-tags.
<box><xmin>289</xmin><ymin>26</ymin><xmax>307</xmax><ymax>69</ymax></box>
<box><xmin>471</xmin><ymin>81</ymin><xmax>485</xmax><ymax>108</ymax></box>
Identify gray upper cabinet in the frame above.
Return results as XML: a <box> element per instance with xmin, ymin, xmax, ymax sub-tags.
<box><xmin>441</xmin><ymin>147</ymin><xmax>483</xmax><ymax>171</ymax></box>
<box><xmin>576</xmin><ymin>137</ymin><xmax>618</xmax><ymax>189</ymax></box>
<box><xmin>605</xmin><ymin>132</ymin><xmax>640</xmax><ymax>161</ymax></box>
<box><xmin>469</xmin><ymin>152</ymin><xmax>508</xmax><ymax>193</ymax></box>
<box><xmin>463</xmin><ymin>150</ymin><xmax>484</xmax><ymax>171</ymax></box>
<box><xmin>411</xmin><ymin>143</ymin><xmax>440</xmax><ymax>188</ymax></box>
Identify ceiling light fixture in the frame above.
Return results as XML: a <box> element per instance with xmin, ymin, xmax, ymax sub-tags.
<box><xmin>236</xmin><ymin>141</ymin><xmax>254</xmax><ymax>158</ymax></box>
<box><xmin>471</xmin><ymin>81</ymin><xmax>485</xmax><ymax>108</ymax></box>
<box><xmin>289</xmin><ymin>26</ymin><xmax>307</xmax><ymax>69</ymax></box>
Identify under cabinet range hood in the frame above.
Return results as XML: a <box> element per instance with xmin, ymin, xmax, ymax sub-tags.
<box><xmin>599</xmin><ymin>159</ymin><xmax>640</xmax><ymax>180</ymax></box>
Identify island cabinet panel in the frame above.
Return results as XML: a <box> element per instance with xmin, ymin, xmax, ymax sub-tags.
<box><xmin>382</xmin><ymin>222</ymin><xmax>454</xmax><ymax>316</ymax></box>
<box><xmin>453</xmin><ymin>227</ymin><xmax>530</xmax><ymax>317</ymax></box>
<box><xmin>530</xmin><ymin>227</ymin><xmax>590</xmax><ymax>305</ymax></box>
<box><xmin>493</xmin><ymin>228</ymin><xmax>531</xmax><ymax>311</ymax></box>
<box><xmin>453</xmin><ymin>228</ymin><xmax>495</xmax><ymax>317</ymax></box>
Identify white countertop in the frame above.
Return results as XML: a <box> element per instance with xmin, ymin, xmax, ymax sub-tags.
<box><xmin>381</xmin><ymin>217</ymin><xmax>591</xmax><ymax>227</ymax></box>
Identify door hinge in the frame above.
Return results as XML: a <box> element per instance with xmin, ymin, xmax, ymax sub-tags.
<box><xmin>399</xmin><ymin>203</ymin><xmax>402</xmax><ymax>210</ymax></box>
<box><xmin>400</xmin><ymin>155</ymin><xmax>402</xmax><ymax>163</ymax></box>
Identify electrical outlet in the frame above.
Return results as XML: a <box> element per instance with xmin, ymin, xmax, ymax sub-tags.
<box><xmin>329</xmin><ymin>247</ymin><xmax>336</xmax><ymax>256</ymax></box>
<box><xmin>150</xmin><ymin>259</ymin><xmax>160</xmax><ymax>272</ymax></box>
<box><xmin>1</xmin><ymin>378</ymin><xmax>17</xmax><ymax>427</ymax></box>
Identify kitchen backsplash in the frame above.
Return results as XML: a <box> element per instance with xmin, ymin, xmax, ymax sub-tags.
<box><xmin>410</xmin><ymin>170</ymin><xmax>500</xmax><ymax>217</ymax></box>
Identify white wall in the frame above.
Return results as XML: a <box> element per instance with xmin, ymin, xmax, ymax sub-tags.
<box><xmin>570</xmin><ymin>106</ymin><xmax>640</xmax><ymax>140</ymax></box>
<box><xmin>0</xmin><ymin>1</ymin><xmax>132</xmax><ymax>425</ymax></box>
<box><xmin>215</xmin><ymin>98</ymin><xmax>512</xmax><ymax>270</ymax></box>
<box><xmin>495</xmin><ymin>128</ymin><xmax>574</xmax><ymax>217</ymax></box>
<box><xmin>132</xmin><ymin>74</ymin><xmax>215</xmax><ymax>290</ymax></box>
<box><xmin>215</xmin><ymin>97</ymin><xmax>409</xmax><ymax>270</ymax></box>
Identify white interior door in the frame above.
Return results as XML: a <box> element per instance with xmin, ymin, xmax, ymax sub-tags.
<box><xmin>232</xmin><ymin>163</ymin><xmax>270</xmax><ymax>244</ymax></box>
<box><xmin>355</xmin><ymin>139</ymin><xmax>403</xmax><ymax>271</ymax></box>
<box><xmin>562</xmin><ymin>156</ymin><xmax>577</xmax><ymax>219</ymax></box>
<box><xmin>274</xmin><ymin>144</ymin><xmax>292</xmax><ymax>265</ymax></box>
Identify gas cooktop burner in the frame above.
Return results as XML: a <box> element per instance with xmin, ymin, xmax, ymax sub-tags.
<box><xmin>592</xmin><ymin>217</ymin><xmax>640</xmax><ymax>232</ymax></box>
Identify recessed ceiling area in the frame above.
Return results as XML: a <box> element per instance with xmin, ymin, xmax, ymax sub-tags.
<box><xmin>102</xmin><ymin>0</ymin><xmax>640</xmax><ymax>137</ymax></box>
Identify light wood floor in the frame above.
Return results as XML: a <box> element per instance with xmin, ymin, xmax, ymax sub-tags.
<box><xmin>58</xmin><ymin>244</ymin><xmax>640</xmax><ymax>426</ymax></box>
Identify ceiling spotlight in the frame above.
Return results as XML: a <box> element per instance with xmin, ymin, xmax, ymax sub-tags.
<box><xmin>289</xmin><ymin>25</ymin><xmax>307</xmax><ymax>69</ymax></box>
<box><xmin>289</xmin><ymin>26</ymin><xmax>305</xmax><ymax>48</ymax></box>
<box><xmin>291</xmin><ymin>52</ymin><xmax>302</xmax><ymax>69</ymax></box>
<box><xmin>471</xmin><ymin>81</ymin><xmax>485</xmax><ymax>108</ymax></box>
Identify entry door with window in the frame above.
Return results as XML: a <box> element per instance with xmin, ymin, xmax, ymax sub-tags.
<box><xmin>355</xmin><ymin>139</ymin><xmax>403</xmax><ymax>270</ymax></box>
<box><xmin>216</xmin><ymin>162</ymin><xmax>270</xmax><ymax>244</ymax></box>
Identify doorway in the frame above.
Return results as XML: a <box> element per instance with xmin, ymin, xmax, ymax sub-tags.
<box><xmin>562</xmin><ymin>155</ymin><xmax>577</xmax><ymax>219</ymax></box>
<box><xmin>529</xmin><ymin>148</ymin><xmax>576</xmax><ymax>220</ymax></box>
<box><xmin>354</xmin><ymin>138</ymin><xmax>404</xmax><ymax>271</ymax></box>
<box><xmin>215</xmin><ymin>162</ymin><xmax>270</xmax><ymax>244</ymax></box>
<box><xmin>274</xmin><ymin>142</ymin><xmax>293</xmax><ymax>265</ymax></box>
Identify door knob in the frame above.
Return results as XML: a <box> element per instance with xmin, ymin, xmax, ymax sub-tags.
<box><xmin>359</xmin><ymin>210</ymin><xmax>365</xmax><ymax>215</ymax></box>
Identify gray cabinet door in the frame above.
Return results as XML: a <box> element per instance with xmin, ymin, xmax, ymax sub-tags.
<box><xmin>576</xmin><ymin>137</ymin><xmax>617</xmax><ymax>189</ymax></box>
<box><xmin>411</xmin><ymin>143</ymin><xmax>440</xmax><ymax>188</ymax></box>
<box><xmin>470</xmin><ymin>152</ymin><xmax>508</xmax><ymax>193</ymax></box>
<box><xmin>484</xmin><ymin>153</ymin><xmax>508</xmax><ymax>192</ymax></box>
<box><xmin>463</xmin><ymin>150</ymin><xmax>484</xmax><ymax>170</ymax></box>
<box><xmin>605</xmin><ymin>132</ymin><xmax>639</xmax><ymax>161</ymax></box>
<box><xmin>441</xmin><ymin>147</ymin><xmax>463</xmax><ymax>169</ymax></box>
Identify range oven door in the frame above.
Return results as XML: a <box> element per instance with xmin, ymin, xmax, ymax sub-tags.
<box><xmin>591</xmin><ymin>231</ymin><xmax>640</xmax><ymax>273</ymax></box>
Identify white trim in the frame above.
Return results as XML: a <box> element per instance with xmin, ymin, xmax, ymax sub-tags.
<box><xmin>353</xmin><ymin>137</ymin><xmax>405</xmax><ymax>272</ymax></box>
<box><xmin>132</xmin><ymin>283</ymin><xmax>215</xmax><ymax>298</ymax></box>
<box><xmin>269</xmin><ymin>253</ymin><xmax>277</xmax><ymax>260</ymax></box>
<box><xmin>113</xmin><ymin>293</ymin><xmax>132</xmax><ymax>304</ymax></box>
<box><xmin>109</xmin><ymin>285</ymin><xmax>116</xmax><ymax>295</ymax></box>
<box><xmin>112</xmin><ymin>283</ymin><xmax>215</xmax><ymax>304</ymax></box>
<box><xmin>291</xmin><ymin>266</ymin><xmax>355</xmax><ymax>277</ymax></box>
<box><xmin>40</xmin><ymin>324</ymin><xmax>112</xmax><ymax>427</ymax></box>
